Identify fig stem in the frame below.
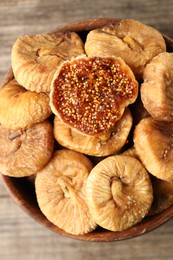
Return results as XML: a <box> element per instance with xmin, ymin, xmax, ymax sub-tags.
<box><xmin>8</xmin><ymin>130</ymin><xmax>22</xmax><ymax>140</ymax></box>
<box><xmin>58</xmin><ymin>176</ymin><xmax>77</xmax><ymax>199</ymax></box>
<box><xmin>111</xmin><ymin>177</ymin><xmax>125</xmax><ymax>208</ymax></box>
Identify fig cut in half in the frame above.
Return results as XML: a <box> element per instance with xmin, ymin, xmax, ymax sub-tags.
<box><xmin>50</xmin><ymin>55</ymin><xmax>138</xmax><ymax>136</ymax></box>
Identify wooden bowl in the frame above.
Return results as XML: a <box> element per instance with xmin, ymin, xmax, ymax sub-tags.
<box><xmin>1</xmin><ymin>18</ymin><xmax>173</xmax><ymax>242</ymax></box>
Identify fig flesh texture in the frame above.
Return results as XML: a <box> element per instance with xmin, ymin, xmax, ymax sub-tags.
<box><xmin>0</xmin><ymin>120</ymin><xmax>54</xmax><ymax>177</ymax></box>
<box><xmin>141</xmin><ymin>52</ymin><xmax>173</xmax><ymax>121</ymax></box>
<box><xmin>85</xmin><ymin>19</ymin><xmax>166</xmax><ymax>79</ymax></box>
<box><xmin>0</xmin><ymin>79</ymin><xmax>52</xmax><ymax>130</ymax></box>
<box><xmin>85</xmin><ymin>155</ymin><xmax>153</xmax><ymax>231</ymax></box>
<box><xmin>50</xmin><ymin>55</ymin><xmax>138</xmax><ymax>136</ymax></box>
<box><xmin>11</xmin><ymin>32</ymin><xmax>85</xmax><ymax>93</ymax></box>
<box><xmin>35</xmin><ymin>149</ymin><xmax>97</xmax><ymax>235</ymax></box>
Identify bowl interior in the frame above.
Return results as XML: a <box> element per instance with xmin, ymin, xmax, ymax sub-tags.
<box><xmin>1</xmin><ymin>18</ymin><xmax>173</xmax><ymax>242</ymax></box>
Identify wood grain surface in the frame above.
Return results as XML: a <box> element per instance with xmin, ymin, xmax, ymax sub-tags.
<box><xmin>1</xmin><ymin>0</ymin><xmax>173</xmax><ymax>259</ymax></box>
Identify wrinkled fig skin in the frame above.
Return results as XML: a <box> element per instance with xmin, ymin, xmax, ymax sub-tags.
<box><xmin>35</xmin><ymin>149</ymin><xmax>97</xmax><ymax>235</ymax></box>
<box><xmin>134</xmin><ymin>117</ymin><xmax>173</xmax><ymax>183</ymax></box>
<box><xmin>86</xmin><ymin>155</ymin><xmax>153</xmax><ymax>231</ymax></box>
<box><xmin>122</xmin><ymin>147</ymin><xmax>173</xmax><ymax>216</ymax></box>
<box><xmin>0</xmin><ymin>80</ymin><xmax>52</xmax><ymax>130</ymax></box>
<box><xmin>2</xmin><ymin>18</ymin><xmax>172</xmax><ymax>239</ymax></box>
<box><xmin>53</xmin><ymin>108</ymin><xmax>132</xmax><ymax>156</ymax></box>
<box><xmin>149</xmin><ymin>178</ymin><xmax>173</xmax><ymax>216</ymax></box>
<box><xmin>0</xmin><ymin>120</ymin><xmax>54</xmax><ymax>177</ymax></box>
<box><xmin>85</xmin><ymin>19</ymin><xmax>166</xmax><ymax>79</ymax></box>
<box><xmin>11</xmin><ymin>32</ymin><xmax>85</xmax><ymax>93</ymax></box>
<box><xmin>141</xmin><ymin>52</ymin><xmax>173</xmax><ymax>121</ymax></box>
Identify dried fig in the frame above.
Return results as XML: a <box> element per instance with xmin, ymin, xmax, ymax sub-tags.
<box><xmin>53</xmin><ymin>108</ymin><xmax>132</xmax><ymax>156</ymax></box>
<box><xmin>50</xmin><ymin>55</ymin><xmax>138</xmax><ymax>136</ymax></box>
<box><xmin>141</xmin><ymin>52</ymin><xmax>173</xmax><ymax>121</ymax></box>
<box><xmin>0</xmin><ymin>120</ymin><xmax>54</xmax><ymax>177</ymax></box>
<box><xmin>149</xmin><ymin>178</ymin><xmax>173</xmax><ymax>215</ymax></box>
<box><xmin>85</xmin><ymin>155</ymin><xmax>153</xmax><ymax>231</ymax></box>
<box><xmin>85</xmin><ymin>19</ymin><xmax>166</xmax><ymax>79</ymax></box>
<box><xmin>35</xmin><ymin>149</ymin><xmax>97</xmax><ymax>235</ymax></box>
<box><xmin>134</xmin><ymin>117</ymin><xmax>173</xmax><ymax>182</ymax></box>
<box><xmin>11</xmin><ymin>32</ymin><xmax>85</xmax><ymax>93</ymax></box>
<box><xmin>122</xmin><ymin>147</ymin><xmax>173</xmax><ymax>215</ymax></box>
<box><xmin>0</xmin><ymin>79</ymin><xmax>52</xmax><ymax>130</ymax></box>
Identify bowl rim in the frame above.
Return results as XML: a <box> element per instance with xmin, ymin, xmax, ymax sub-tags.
<box><xmin>1</xmin><ymin>173</ymin><xmax>173</xmax><ymax>242</ymax></box>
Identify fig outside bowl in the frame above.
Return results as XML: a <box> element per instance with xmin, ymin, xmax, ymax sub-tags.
<box><xmin>1</xmin><ymin>18</ymin><xmax>173</xmax><ymax>242</ymax></box>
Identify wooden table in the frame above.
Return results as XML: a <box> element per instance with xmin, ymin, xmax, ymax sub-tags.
<box><xmin>1</xmin><ymin>0</ymin><xmax>173</xmax><ymax>259</ymax></box>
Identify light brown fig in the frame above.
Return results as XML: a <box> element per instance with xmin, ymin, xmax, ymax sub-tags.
<box><xmin>35</xmin><ymin>149</ymin><xmax>97</xmax><ymax>235</ymax></box>
<box><xmin>141</xmin><ymin>52</ymin><xmax>173</xmax><ymax>121</ymax></box>
<box><xmin>11</xmin><ymin>32</ymin><xmax>85</xmax><ymax>93</ymax></box>
<box><xmin>50</xmin><ymin>55</ymin><xmax>138</xmax><ymax>136</ymax></box>
<box><xmin>122</xmin><ymin>147</ymin><xmax>173</xmax><ymax>215</ymax></box>
<box><xmin>149</xmin><ymin>177</ymin><xmax>173</xmax><ymax>216</ymax></box>
<box><xmin>53</xmin><ymin>108</ymin><xmax>132</xmax><ymax>156</ymax></box>
<box><xmin>134</xmin><ymin>117</ymin><xmax>173</xmax><ymax>182</ymax></box>
<box><xmin>0</xmin><ymin>79</ymin><xmax>52</xmax><ymax>130</ymax></box>
<box><xmin>0</xmin><ymin>120</ymin><xmax>54</xmax><ymax>177</ymax></box>
<box><xmin>85</xmin><ymin>155</ymin><xmax>153</xmax><ymax>231</ymax></box>
<box><xmin>85</xmin><ymin>19</ymin><xmax>166</xmax><ymax>79</ymax></box>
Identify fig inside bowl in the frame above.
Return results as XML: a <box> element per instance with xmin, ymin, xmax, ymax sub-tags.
<box><xmin>1</xmin><ymin>18</ymin><xmax>173</xmax><ymax>242</ymax></box>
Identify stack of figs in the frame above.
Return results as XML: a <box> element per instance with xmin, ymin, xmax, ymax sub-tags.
<box><xmin>1</xmin><ymin>18</ymin><xmax>173</xmax><ymax>238</ymax></box>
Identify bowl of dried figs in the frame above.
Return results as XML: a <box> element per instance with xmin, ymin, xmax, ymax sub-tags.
<box><xmin>1</xmin><ymin>18</ymin><xmax>173</xmax><ymax>242</ymax></box>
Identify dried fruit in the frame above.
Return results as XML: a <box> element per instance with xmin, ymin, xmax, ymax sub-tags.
<box><xmin>149</xmin><ymin>178</ymin><xmax>173</xmax><ymax>215</ymax></box>
<box><xmin>85</xmin><ymin>155</ymin><xmax>153</xmax><ymax>231</ymax></box>
<box><xmin>53</xmin><ymin>108</ymin><xmax>132</xmax><ymax>156</ymax></box>
<box><xmin>11</xmin><ymin>32</ymin><xmax>85</xmax><ymax>93</ymax></box>
<box><xmin>35</xmin><ymin>149</ymin><xmax>97</xmax><ymax>235</ymax></box>
<box><xmin>50</xmin><ymin>55</ymin><xmax>138</xmax><ymax>136</ymax></box>
<box><xmin>141</xmin><ymin>52</ymin><xmax>173</xmax><ymax>121</ymax></box>
<box><xmin>122</xmin><ymin>147</ymin><xmax>173</xmax><ymax>215</ymax></box>
<box><xmin>134</xmin><ymin>117</ymin><xmax>173</xmax><ymax>182</ymax></box>
<box><xmin>0</xmin><ymin>120</ymin><xmax>54</xmax><ymax>177</ymax></box>
<box><xmin>0</xmin><ymin>79</ymin><xmax>52</xmax><ymax>130</ymax></box>
<box><xmin>2</xmin><ymin>19</ymin><xmax>172</xmax><ymax>235</ymax></box>
<box><xmin>85</xmin><ymin>19</ymin><xmax>166</xmax><ymax>79</ymax></box>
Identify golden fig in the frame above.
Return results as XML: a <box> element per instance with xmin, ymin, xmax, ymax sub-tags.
<box><xmin>85</xmin><ymin>19</ymin><xmax>166</xmax><ymax>79</ymax></box>
<box><xmin>53</xmin><ymin>108</ymin><xmax>132</xmax><ymax>156</ymax></box>
<box><xmin>0</xmin><ymin>120</ymin><xmax>54</xmax><ymax>177</ymax></box>
<box><xmin>11</xmin><ymin>32</ymin><xmax>85</xmax><ymax>93</ymax></box>
<box><xmin>35</xmin><ymin>149</ymin><xmax>97</xmax><ymax>235</ymax></box>
<box><xmin>86</xmin><ymin>155</ymin><xmax>153</xmax><ymax>231</ymax></box>
<box><xmin>0</xmin><ymin>79</ymin><xmax>52</xmax><ymax>130</ymax></box>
